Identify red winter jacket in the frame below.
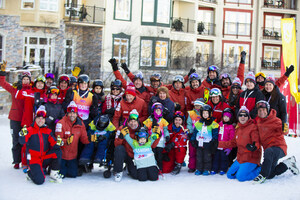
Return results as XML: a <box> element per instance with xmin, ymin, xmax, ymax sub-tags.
<box><xmin>207</xmin><ymin>100</ymin><xmax>230</xmax><ymax>123</ymax></box>
<box><xmin>166</xmin><ymin>86</ymin><xmax>186</xmax><ymax>115</ymax></box>
<box><xmin>19</xmin><ymin>122</ymin><xmax>59</xmax><ymax>165</ymax></box>
<box><xmin>16</xmin><ymin>87</ymin><xmax>47</xmax><ymax>126</ymax></box>
<box><xmin>168</xmin><ymin>124</ymin><xmax>188</xmax><ymax>148</ymax></box>
<box><xmin>219</xmin><ymin>119</ymin><xmax>261</xmax><ymax>165</ymax></box>
<box><xmin>255</xmin><ymin>109</ymin><xmax>287</xmax><ymax>155</ymax></box>
<box><xmin>58</xmin><ymin>87</ymin><xmax>69</xmax><ymax>104</ymax></box>
<box><xmin>55</xmin><ymin>116</ymin><xmax>89</xmax><ymax>160</ymax></box>
<box><xmin>185</xmin><ymin>86</ymin><xmax>205</xmax><ymax>111</ymax></box>
<box><xmin>0</xmin><ymin>76</ymin><xmax>29</xmax><ymax>121</ymax></box>
<box><xmin>201</xmin><ymin>79</ymin><xmax>222</xmax><ymax>90</ymax></box>
<box><xmin>112</xmin><ymin>96</ymin><xmax>148</xmax><ymax>129</ymax></box>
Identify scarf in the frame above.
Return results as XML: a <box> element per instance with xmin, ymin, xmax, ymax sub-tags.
<box><xmin>106</xmin><ymin>92</ymin><xmax>124</xmax><ymax>109</ymax></box>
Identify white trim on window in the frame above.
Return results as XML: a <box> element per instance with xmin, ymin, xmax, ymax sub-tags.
<box><xmin>0</xmin><ymin>33</ymin><xmax>5</xmax><ymax>62</ymax></box>
<box><xmin>113</xmin><ymin>37</ymin><xmax>129</xmax><ymax>64</ymax></box>
<box><xmin>40</xmin><ymin>0</ymin><xmax>58</xmax><ymax>12</ymax></box>
<box><xmin>154</xmin><ymin>40</ymin><xmax>168</xmax><ymax>67</ymax></box>
<box><xmin>140</xmin><ymin>39</ymin><xmax>153</xmax><ymax>67</ymax></box>
<box><xmin>21</xmin><ymin>0</ymin><xmax>35</xmax><ymax>9</ymax></box>
<box><xmin>115</xmin><ymin>0</ymin><xmax>131</xmax><ymax>21</ymax></box>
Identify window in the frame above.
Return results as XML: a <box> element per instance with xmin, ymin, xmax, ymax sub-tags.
<box><xmin>65</xmin><ymin>39</ymin><xmax>74</xmax><ymax>68</ymax></box>
<box><xmin>263</xmin><ymin>45</ymin><xmax>281</xmax><ymax>69</ymax></box>
<box><xmin>223</xmin><ymin>42</ymin><xmax>250</xmax><ymax>69</ymax></box>
<box><xmin>224</xmin><ymin>10</ymin><xmax>252</xmax><ymax>36</ymax></box>
<box><xmin>0</xmin><ymin>35</ymin><xmax>3</xmax><ymax>62</ymax></box>
<box><xmin>21</xmin><ymin>0</ymin><xmax>34</xmax><ymax>9</ymax></box>
<box><xmin>264</xmin><ymin>14</ymin><xmax>282</xmax><ymax>39</ymax></box>
<box><xmin>112</xmin><ymin>33</ymin><xmax>130</xmax><ymax>65</ymax></box>
<box><xmin>0</xmin><ymin>0</ymin><xmax>4</xmax><ymax>8</ymax></box>
<box><xmin>196</xmin><ymin>41</ymin><xmax>214</xmax><ymax>67</ymax></box>
<box><xmin>140</xmin><ymin>37</ymin><xmax>169</xmax><ymax>68</ymax></box>
<box><xmin>198</xmin><ymin>8</ymin><xmax>215</xmax><ymax>35</ymax></box>
<box><xmin>114</xmin><ymin>0</ymin><xmax>132</xmax><ymax>21</ymax></box>
<box><xmin>141</xmin><ymin>0</ymin><xmax>171</xmax><ymax>26</ymax></box>
<box><xmin>40</xmin><ymin>0</ymin><xmax>58</xmax><ymax>11</ymax></box>
<box><xmin>225</xmin><ymin>0</ymin><xmax>252</xmax><ymax>4</ymax></box>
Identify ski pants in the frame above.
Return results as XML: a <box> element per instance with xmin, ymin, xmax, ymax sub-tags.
<box><xmin>27</xmin><ymin>147</ymin><xmax>62</xmax><ymax>185</ymax></box>
<box><xmin>137</xmin><ymin>166</ymin><xmax>159</xmax><ymax>181</ymax></box>
<box><xmin>188</xmin><ymin>141</ymin><xmax>197</xmax><ymax>170</ymax></box>
<box><xmin>60</xmin><ymin>159</ymin><xmax>78</xmax><ymax>178</ymax></box>
<box><xmin>227</xmin><ymin>160</ymin><xmax>261</xmax><ymax>182</ymax></box>
<box><xmin>212</xmin><ymin>149</ymin><xmax>229</xmax><ymax>172</ymax></box>
<box><xmin>196</xmin><ymin>147</ymin><xmax>212</xmax><ymax>171</ymax></box>
<box><xmin>162</xmin><ymin>147</ymin><xmax>187</xmax><ymax>173</ymax></box>
<box><xmin>80</xmin><ymin>139</ymin><xmax>108</xmax><ymax>162</ymax></box>
<box><xmin>113</xmin><ymin>145</ymin><xmax>137</xmax><ymax>179</ymax></box>
<box><xmin>10</xmin><ymin>120</ymin><xmax>22</xmax><ymax>164</ymax></box>
<box><xmin>260</xmin><ymin>146</ymin><xmax>287</xmax><ymax>179</ymax></box>
<box><xmin>153</xmin><ymin>147</ymin><xmax>163</xmax><ymax>171</ymax></box>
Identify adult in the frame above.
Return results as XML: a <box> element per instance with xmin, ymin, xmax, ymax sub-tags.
<box><xmin>185</xmin><ymin>73</ymin><xmax>205</xmax><ymax>111</ymax></box>
<box><xmin>255</xmin><ymin>65</ymin><xmax>294</xmax><ymax>90</ymax></box>
<box><xmin>55</xmin><ymin>101</ymin><xmax>89</xmax><ymax>178</ymax></box>
<box><xmin>112</xmin><ymin>83</ymin><xmax>148</xmax><ymax>129</ymax></box>
<box><xmin>207</xmin><ymin>88</ymin><xmax>230</xmax><ymax>123</ymax></box>
<box><xmin>19</xmin><ymin>106</ymin><xmax>63</xmax><ymax>184</ymax></box>
<box><xmin>253</xmin><ymin>101</ymin><xmax>299</xmax><ymax>183</ymax></box>
<box><xmin>261</xmin><ymin>74</ymin><xmax>287</xmax><ymax>130</ymax></box>
<box><xmin>0</xmin><ymin>64</ymin><xmax>31</xmax><ymax>169</ymax></box>
<box><xmin>218</xmin><ymin>106</ymin><xmax>261</xmax><ymax>182</ymax></box>
<box><xmin>201</xmin><ymin>65</ymin><xmax>222</xmax><ymax>89</ymax></box>
<box><xmin>57</xmin><ymin>74</ymin><xmax>70</xmax><ymax>104</ymax></box>
<box><xmin>113</xmin><ymin>110</ymin><xmax>141</xmax><ymax>181</ymax></box>
<box><xmin>148</xmin><ymin>86</ymin><xmax>175</xmax><ymax>123</ymax></box>
<box><xmin>44</xmin><ymin>73</ymin><xmax>55</xmax><ymax>91</ymax></box>
<box><xmin>228</xmin><ymin>77</ymin><xmax>242</xmax><ymax>113</ymax></box>
<box><xmin>236</xmin><ymin>72</ymin><xmax>265</xmax><ymax>119</ymax></box>
<box><xmin>109</xmin><ymin>59</ymin><xmax>151</xmax><ymax>104</ymax></box>
<box><xmin>165</xmin><ymin>75</ymin><xmax>186</xmax><ymax>114</ymax></box>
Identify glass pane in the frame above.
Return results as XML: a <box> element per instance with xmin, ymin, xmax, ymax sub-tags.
<box><xmin>29</xmin><ymin>49</ymin><xmax>35</xmax><ymax>64</ymax></box>
<box><xmin>114</xmin><ymin>44</ymin><xmax>120</xmax><ymax>57</ymax></box>
<box><xmin>140</xmin><ymin>40</ymin><xmax>152</xmax><ymax>66</ymax></box>
<box><xmin>25</xmin><ymin>37</ymin><xmax>27</xmax><ymax>44</ymax></box>
<box><xmin>115</xmin><ymin>0</ymin><xmax>130</xmax><ymax>20</ymax></box>
<box><xmin>29</xmin><ymin>37</ymin><xmax>37</xmax><ymax>44</ymax></box>
<box><xmin>23</xmin><ymin>2</ymin><xmax>34</xmax><ymax>9</ymax></box>
<box><xmin>155</xmin><ymin>40</ymin><xmax>168</xmax><ymax>67</ymax></box>
<box><xmin>39</xmin><ymin>38</ymin><xmax>47</xmax><ymax>45</ymax></box>
<box><xmin>121</xmin><ymin>45</ymin><xmax>127</xmax><ymax>57</ymax></box>
<box><xmin>66</xmin><ymin>39</ymin><xmax>72</xmax><ymax>46</ymax></box>
<box><xmin>157</xmin><ymin>0</ymin><xmax>170</xmax><ymax>24</ymax></box>
<box><xmin>0</xmin><ymin>50</ymin><xmax>2</xmax><ymax>62</ymax></box>
<box><xmin>24</xmin><ymin>47</ymin><xmax>27</xmax><ymax>60</ymax></box>
<box><xmin>142</xmin><ymin>0</ymin><xmax>155</xmax><ymax>23</ymax></box>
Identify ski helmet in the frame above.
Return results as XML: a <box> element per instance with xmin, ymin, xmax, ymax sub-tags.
<box><xmin>58</xmin><ymin>74</ymin><xmax>70</xmax><ymax>86</ymax></box>
<box><xmin>150</xmin><ymin>73</ymin><xmax>161</xmax><ymax>82</ymax></box>
<box><xmin>47</xmin><ymin>85</ymin><xmax>60</xmax><ymax>96</ymax></box>
<box><xmin>173</xmin><ymin>75</ymin><xmax>185</xmax><ymax>89</ymax></box>
<box><xmin>69</xmin><ymin>76</ymin><xmax>77</xmax><ymax>85</ymax></box>
<box><xmin>173</xmin><ymin>111</ymin><xmax>185</xmax><ymax>122</ymax></box>
<box><xmin>92</xmin><ymin>79</ymin><xmax>104</xmax><ymax>89</ymax></box>
<box><xmin>34</xmin><ymin>75</ymin><xmax>46</xmax><ymax>88</ymax></box>
<box><xmin>207</xmin><ymin>65</ymin><xmax>220</xmax><ymax>79</ymax></box>
<box><xmin>210</xmin><ymin>88</ymin><xmax>222</xmax><ymax>97</ymax></box>
<box><xmin>189</xmin><ymin>73</ymin><xmax>201</xmax><ymax>87</ymax></box>
<box><xmin>78</xmin><ymin>74</ymin><xmax>90</xmax><ymax>85</ymax></box>
<box><xmin>200</xmin><ymin>104</ymin><xmax>212</xmax><ymax>118</ymax></box>
<box><xmin>133</xmin><ymin>71</ymin><xmax>144</xmax><ymax>82</ymax></box>
<box><xmin>151</xmin><ymin>102</ymin><xmax>164</xmax><ymax>113</ymax></box>
<box><xmin>21</xmin><ymin>71</ymin><xmax>31</xmax><ymax>81</ymax></box>
<box><xmin>220</xmin><ymin>73</ymin><xmax>232</xmax><ymax>85</ymax></box>
<box><xmin>135</xmin><ymin>127</ymin><xmax>149</xmax><ymax>140</ymax></box>
<box><xmin>256</xmin><ymin>100</ymin><xmax>270</xmax><ymax>114</ymax></box>
<box><xmin>110</xmin><ymin>79</ymin><xmax>122</xmax><ymax>89</ymax></box>
<box><xmin>96</xmin><ymin>115</ymin><xmax>110</xmax><ymax>131</ymax></box>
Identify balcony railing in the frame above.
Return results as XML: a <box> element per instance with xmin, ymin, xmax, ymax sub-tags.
<box><xmin>64</xmin><ymin>3</ymin><xmax>105</xmax><ymax>24</ymax></box>
<box><xmin>224</xmin><ymin>0</ymin><xmax>253</xmax><ymax>6</ymax></box>
<box><xmin>197</xmin><ymin>22</ymin><xmax>215</xmax><ymax>36</ymax></box>
<box><xmin>171</xmin><ymin>17</ymin><xmax>196</xmax><ymax>34</ymax></box>
<box><xmin>199</xmin><ymin>0</ymin><xmax>217</xmax><ymax>3</ymax></box>
<box><xmin>261</xmin><ymin>57</ymin><xmax>281</xmax><ymax>70</ymax></box>
<box><xmin>223</xmin><ymin>22</ymin><xmax>252</xmax><ymax>38</ymax></box>
<box><xmin>262</xmin><ymin>27</ymin><xmax>281</xmax><ymax>40</ymax></box>
<box><xmin>263</xmin><ymin>0</ymin><xmax>297</xmax><ymax>10</ymax></box>
<box><xmin>195</xmin><ymin>53</ymin><xmax>215</xmax><ymax>68</ymax></box>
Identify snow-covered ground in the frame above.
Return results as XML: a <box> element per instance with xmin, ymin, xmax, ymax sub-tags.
<box><xmin>0</xmin><ymin>115</ymin><xmax>299</xmax><ymax>200</ymax></box>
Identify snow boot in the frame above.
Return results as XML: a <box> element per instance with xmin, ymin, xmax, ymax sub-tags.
<box><xmin>13</xmin><ymin>163</ymin><xmax>19</xmax><ymax>169</ymax></box>
<box><xmin>219</xmin><ymin>171</ymin><xmax>226</xmax><ymax>175</ymax></box>
<box><xmin>202</xmin><ymin>170</ymin><xmax>210</xmax><ymax>176</ymax></box>
<box><xmin>171</xmin><ymin>162</ymin><xmax>182</xmax><ymax>175</ymax></box>
<box><xmin>50</xmin><ymin>170</ymin><xmax>63</xmax><ymax>183</ymax></box>
<box><xmin>253</xmin><ymin>174</ymin><xmax>266</xmax><ymax>184</ymax></box>
<box><xmin>195</xmin><ymin>170</ymin><xmax>202</xmax><ymax>176</ymax></box>
<box><xmin>188</xmin><ymin>168</ymin><xmax>196</xmax><ymax>173</ymax></box>
<box><xmin>114</xmin><ymin>171</ymin><xmax>123</xmax><ymax>182</ymax></box>
<box><xmin>210</xmin><ymin>171</ymin><xmax>216</xmax><ymax>175</ymax></box>
<box><xmin>283</xmin><ymin>156</ymin><xmax>299</xmax><ymax>175</ymax></box>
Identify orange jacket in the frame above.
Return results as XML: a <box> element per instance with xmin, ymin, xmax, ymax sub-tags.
<box><xmin>219</xmin><ymin>119</ymin><xmax>261</xmax><ymax>165</ymax></box>
<box><xmin>55</xmin><ymin>116</ymin><xmax>89</xmax><ymax>160</ymax></box>
<box><xmin>255</xmin><ymin>109</ymin><xmax>287</xmax><ymax>155</ymax></box>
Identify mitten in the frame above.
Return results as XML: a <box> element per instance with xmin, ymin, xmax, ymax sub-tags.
<box><xmin>56</xmin><ymin>135</ymin><xmax>64</xmax><ymax>146</ymax></box>
<box><xmin>108</xmin><ymin>58</ymin><xmax>118</xmax><ymax>71</ymax></box>
<box><xmin>188</xmin><ymin>68</ymin><xmax>196</xmax><ymax>77</ymax></box>
<box><xmin>164</xmin><ymin>142</ymin><xmax>175</xmax><ymax>152</ymax></box>
<box><xmin>246</xmin><ymin>142</ymin><xmax>257</xmax><ymax>152</ymax></box>
<box><xmin>174</xmin><ymin>103</ymin><xmax>181</xmax><ymax>112</ymax></box>
<box><xmin>121</xmin><ymin>63</ymin><xmax>130</xmax><ymax>74</ymax></box>
<box><xmin>90</xmin><ymin>134</ymin><xmax>97</xmax><ymax>142</ymax></box>
<box><xmin>67</xmin><ymin>134</ymin><xmax>74</xmax><ymax>145</ymax></box>
<box><xmin>151</xmin><ymin>133</ymin><xmax>159</xmax><ymax>141</ymax></box>
<box><xmin>152</xmin><ymin>126</ymin><xmax>161</xmax><ymax>136</ymax></box>
<box><xmin>240</xmin><ymin>51</ymin><xmax>246</xmax><ymax>64</ymax></box>
<box><xmin>0</xmin><ymin>61</ymin><xmax>7</xmax><ymax>72</ymax></box>
<box><xmin>19</xmin><ymin>125</ymin><xmax>28</xmax><ymax>136</ymax></box>
<box><xmin>17</xmin><ymin>80</ymin><xmax>23</xmax><ymax>90</ymax></box>
<box><xmin>71</xmin><ymin>66</ymin><xmax>81</xmax><ymax>77</ymax></box>
<box><xmin>285</xmin><ymin>65</ymin><xmax>294</xmax><ymax>77</ymax></box>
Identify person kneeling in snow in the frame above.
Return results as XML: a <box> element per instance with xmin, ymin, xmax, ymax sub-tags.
<box><xmin>19</xmin><ymin>106</ymin><xmax>63</xmax><ymax>184</ymax></box>
<box><xmin>119</xmin><ymin>127</ymin><xmax>160</xmax><ymax>181</ymax></box>
<box><xmin>253</xmin><ymin>101</ymin><xmax>299</xmax><ymax>184</ymax></box>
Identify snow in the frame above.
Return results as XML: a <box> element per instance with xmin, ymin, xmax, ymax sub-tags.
<box><xmin>0</xmin><ymin>116</ymin><xmax>299</xmax><ymax>200</ymax></box>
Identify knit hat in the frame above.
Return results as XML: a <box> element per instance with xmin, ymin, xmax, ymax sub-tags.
<box><xmin>125</xmin><ymin>83</ymin><xmax>136</xmax><ymax>97</ymax></box>
<box><xmin>223</xmin><ymin>112</ymin><xmax>232</xmax><ymax>119</ymax></box>
<box><xmin>194</xmin><ymin>98</ymin><xmax>205</xmax><ymax>106</ymax></box>
<box><xmin>244</xmin><ymin>72</ymin><xmax>256</xmax><ymax>85</ymax></box>
<box><xmin>237</xmin><ymin>106</ymin><xmax>250</xmax><ymax>117</ymax></box>
<box><xmin>265</xmin><ymin>74</ymin><xmax>275</xmax><ymax>85</ymax></box>
<box><xmin>232</xmin><ymin>77</ymin><xmax>242</xmax><ymax>89</ymax></box>
<box><xmin>36</xmin><ymin>105</ymin><xmax>47</xmax><ymax>118</ymax></box>
<box><xmin>67</xmin><ymin>101</ymin><xmax>78</xmax><ymax>113</ymax></box>
<box><xmin>128</xmin><ymin>109</ymin><xmax>139</xmax><ymax>121</ymax></box>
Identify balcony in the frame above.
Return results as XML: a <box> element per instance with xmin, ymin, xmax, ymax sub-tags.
<box><xmin>64</xmin><ymin>4</ymin><xmax>105</xmax><ymax>25</ymax></box>
<box><xmin>197</xmin><ymin>22</ymin><xmax>215</xmax><ymax>36</ymax></box>
<box><xmin>261</xmin><ymin>57</ymin><xmax>281</xmax><ymax>70</ymax></box>
<box><xmin>224</xmin><ymin>0</ymin><xmax>253</xmax><ymax>6</ymax></box>
<box><xmin>263</xmin><ymin>0</ymin><xmax>297</xmax><ymax>10</ymax></box>
<box><xmin>171</xmin><ymin>17</ymin><xmax>196</xmax><ymax>34</ymax></box>
<box><xmin>263</xmin><ymin>27</ymin><xmax>281</xmax><ymax>40</ymax></box>
<box><xmin>195</xmin><ymin>53</ymin><xmax>215</xmax><ymax>68</ymax></box>
<box><xmin>223</xmin><ymin>22</ymin><xmax>252</xmax><ymax>38</ymax></box>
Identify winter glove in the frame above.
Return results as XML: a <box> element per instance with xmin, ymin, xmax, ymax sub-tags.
<box><xmin>121</xmin><ymin>63</ymin><xmax>130</xmax><ymax>74</ymax></box>
<box><xmin>0</xmin><ymin>71</ymin><xmax>6</xmax><ymax>76</ymax></box>
<box><xmin>71</xmin><ymin>66</ymin><xmax>81</xmax><ymax>77</ymax></box>
<box><xmin>164</xmin><ymin>142</ymin><xmax>175</xmax><ymax>152</ymax></box>
<box><xmin>188</xmin><ymin>68</ymin><xmax>196</xmax><ymax>77</ymax></box>
<box><xmin>98</xmin><ymin>135</ymin><xmax>107</xmax><ymax>142</ymax></box>
<box><xmin>120</xmin><ymin>127</ymin><xmax>129</xmax><ymax>136</ymax></box>
<box><xmin>163</xmin><ymin>152</ymin><xmax>170</xmax><ymax>162</ymax></box>
<box><xmin>224</xmin><ymin>149</ymin><xmax>231</xmax><ymax>156</ymax></box>
<box><xmin>174</xmin><ymin>103</ymin><xmax>181</xmax><ymax>112</ymax></box>
<box><xmin>16</xmin><ymin>80</ymin><xmax>23</xmax><ymax>90</ymax></box>
<box><xmin>151</xmin><ymin>133</ymin><xmax>159</xmax><ymax>141</ymax></box>
<box><xmin>105</xmin><ymin>107</ymin><xmax>115</xmax><ymax>115</ymax></box>
<box><xmin>109</xmin><ymin>58</ymin><xmax>118</xmax><ymax>71</ymax></box>
<box><xmin>19</xmin><ymin>125</ymin><xmax>28</xmax><ymax>136</ymax></box>
<box><xmin>240</xmin><ymin>51</ymin><xmax>246</xmax><ymax>64</ymax></box>
<box><xmin>67</xmin><ymin>134</ymin><xmax>74</xmax><ymax>145</ymax></box>
<box><xmin>56</xmin><ymin>135</ymin><xmax>64</xmax><ymax>146</ymax></box>
<box><xmin>152</xmin><ymin>126</ymin><xmax>161</xmax><ymax>136</ymax></box>
<box><xmin>152</xmin><ymin>117</ymin><xmax>158</xmax><ymax>127</ymax></box>
<box><xmin>165</xmin><ymin>136</ymin><xmax>170</xmax><ymax>143</ymax></box>
<box><xmin>0</xmin><ymin>61</ymin><xmax>7</xmax><ymax>72</ymax></box>
<box><xmin>229</xmin><ymin>95</ymin><xmax>237</xmax><ymax>107</ymax></box>
<box><xmin>210</xmin><ymin>139</ymin><xmax>218</xmax><ymax>154</ymax></box>
<box><xmin>283</xmin><ymin>123</ymin><xmax>288</xmax><ymax>134</ymax></box>
<box><xmin>285</xmin><ymin>65</ymin><xmax>294</xmax><ymax>77</ymax></box>
<box><xmin>246</xmin><ymin>142</ymin><xmax>257</xmax><ymax>152</ymax></box>
<box><xmin>118</xmin><ymin>133</ymin><xmax>124</xmax><ymax>139</ymax></box>
<box><xmin>91</xmin><ymin>134</ymin><xmax>97</xmax><ymax>142</ymax></box>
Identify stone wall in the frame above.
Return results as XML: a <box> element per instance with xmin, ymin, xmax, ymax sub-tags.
<box><xmin>0</xmin><ymin>89</ymin><xmax>11</xmax><ymax>116</ymax></box>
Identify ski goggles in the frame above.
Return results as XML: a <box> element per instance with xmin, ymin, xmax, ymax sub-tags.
<box><xmin>22</xmin><ymin>71</ymin><xmax>31</xmax><ymax>78</ymax></box>
<box><xmin>173</xmin><ymin>75</ymin><xmax>184</xmax><ymax>82</ymax></box>
<box><xmin>45</xmin><ymin>73</ymin><xmax>55</xmax><ymax>80</ymax></box>
<box><xmin>150</xmin><ymin>73</ymin><xmax>161</xmax><ymax>81</ymax></box>
<box><xmin>174</xmin><ymin>111</ymin><xmax>184</xmax><ymax>118</ymax></box>
<box><xmin>210</xmin><ymin>88</ymin><xmax>221</xmax><ymax>96</ymax></box>
<box><xmin>152</xmin><ymin>104</ymin><xmax>163</xmax><ymax>111</ymax></box>
<box><xmin>255</xmin><ymin>72</ymin><xmax>266</xmax><ymax>78</ymax></box>
<box><xmin>129</xmin><ymin>113</ymin><xmax>139</xmax><ymax>121</ymax></box>
<box><xmin>59</xmin><ymin>75</ymin><xmax>70</xmax><ymax>82</ymax></box>
<box><xmin>189</xmin><ymin>73</ymin><xmax>199</xmax><ymax>79</ymax></box>
<box><xmin>208</xmin><ymin>65</ymin><xmax>217</xmax><ymax>71</ymax></box>
<box><xmin>220</xmin><ymin>73</ymin><xmax>230</xmax><ymax>79</ymax></box>
<box><xmin>137</xmin><ymin>131</ymin><xmax>148</xmax><ymax>139</ymax></box>
<box><xmin>256</xmin><ymin>101</ymin><xmax>269</xmax><ymax>109</ymax></box>
<box><xmin>36</xmin><ymin>110</ymin><xmax>47</xmax><ymax>118</ymax></box>
<box><xmin>36</xmin><ymin>76</ymin><xmax>46</xmax><ymax>83</ymax></box>
<box><xmin>67</xmin><ymin>106</ymin><xmax>78</xmax><ymax>113</ymax></box>
<box><xmin>111</xmin><ymin>87</ymin><xmax>121</xmax><ymax>91</ymax></box>
<box><xmin>50</xmin><ymin>88</ymin><xmax>60</xmax><ymax>94</ymax></box>
<box><xmin>135</xmin><ymin>72</ymin><xmax>144</xmax><ymax>80</ymax></box>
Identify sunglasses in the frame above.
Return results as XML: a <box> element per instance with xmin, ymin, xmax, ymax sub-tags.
<box><xmin>238</xmin><ymin>113</ymin><xmax>248</xmax><ymax>118</ymax></box>
<box><xmin>36</xmin><ymin>111</ymin><xmax>47</xmax><ymax>118</ymax></box>
<box><xmin>112</xmin><ymin>87</ymin><xmax>120</xmax><ymax>91</ymax></box>
<box><xmin>45</xmin><ymin>73</ymin><xmax>55</xmax><ymax>79</ymax></box>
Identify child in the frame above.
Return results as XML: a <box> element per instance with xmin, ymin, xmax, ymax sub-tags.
<box><xmin>186</xmin><ymin>98</ymin><xmax>205</xmax><ymax>173</ymax></box>
<box><xmin>79</xmin><ymin>114</ymin><xmax>116</xmax><ymax>165</ymax></box>
<box><xmin>211</xmin><ymin>108</ymin><xmax>235</xmax><ymax>175</ymax></box>
<box><xmin>191</xmin><ymin>104</ymin><xmax>219</xmax><ymax>175</ymax></box>
<box><xmin>90</xmin><ymin>79</ymin><xmax>105</xmax><ymax>119</ymax></box>
<box><xmin>163</xmin><ymin>111</ymin><xmax>188</xmax><ymax>175</ymax></box>
<box><xmin>120</xmin><ymin>127</ymin><xmax>160</xmax><ymax>181</ymax></box>
<box><xmin>143</xmin><ymin>102</ymin><xmax>170</xmax><ymax>171</ymax></box>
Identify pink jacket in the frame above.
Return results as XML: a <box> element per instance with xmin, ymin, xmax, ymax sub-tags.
<box><xmin>218</xmin><ymin>121</ymin><xmax>235</xmax><ymax>150</ymax></box>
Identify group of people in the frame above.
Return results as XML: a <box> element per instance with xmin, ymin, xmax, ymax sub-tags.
<box><xmin>0</xmin><ymin>51</ymin><xmax>298</xmax><ymax>185</ymax></box>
